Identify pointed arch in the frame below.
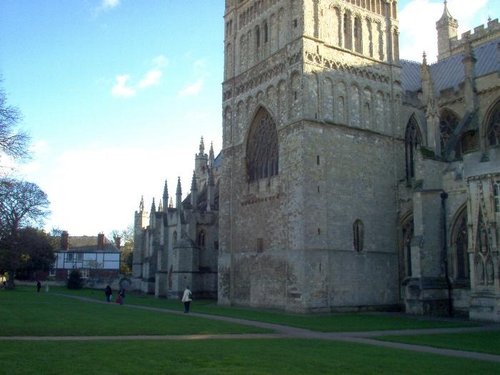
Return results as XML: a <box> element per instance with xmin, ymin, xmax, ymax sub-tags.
<box><xmin>450</xmin><ymin>205</ymin><xmax>469</xmax><ymax>284</ymax></box>
<box><xmin>246</xmin><ymin>107</ymin><xmax>279</xmax><ymax>182</ymax></box>
<box><xmin>405</xmin><ymin>114</ymin><xmax>422</xmax><ymax>183</ymax></box>
<box><xmin>485</xmin><ymin>100</ymin><xmax>500</xmax><ymax>148</ymax></box>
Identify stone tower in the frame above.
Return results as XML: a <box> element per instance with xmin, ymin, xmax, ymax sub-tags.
<box><xmin>436</xmin><ymin>1</ymin><xmax>458</xmax><ymax>61</ymax></box>
<box><xmin>219</xmin><ymin>0</ymin><xmax>404</xmax><ymax>312</ymax></box>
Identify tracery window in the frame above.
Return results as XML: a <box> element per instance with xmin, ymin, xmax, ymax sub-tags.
<box><xmin>439</xmin><ymin>109</ymin><xmax>459</xmax><ymax>157</ymax></box>
<box><xmin>404</xmin><ymin>115</ymin><xmax>421</xmax><ymax>183</ymax></box>
<box><xmin>353</xmin><ymin>219</ymin><xmax>364</xmax><ymax>252</ymax></box>
<box><xmin>246</xmin><ymin>108</ymin><xmax>279</xmax><ymax>182</ymax></box>
<box><xmin>487</xmin><ymin>101</ymin><xmax>500</xmax><ymax>147</ymax></box>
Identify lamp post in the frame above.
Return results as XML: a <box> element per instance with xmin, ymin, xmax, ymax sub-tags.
<box><xmin>441</xmin><ymin>191</ymin><xmax>453</xmax><ymax>316</ymax></box>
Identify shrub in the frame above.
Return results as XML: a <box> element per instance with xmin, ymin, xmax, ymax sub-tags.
<box><xmin>67</xmin><ymin>270</ymin><xmax>84</xmax><ymax>289</ymax></box>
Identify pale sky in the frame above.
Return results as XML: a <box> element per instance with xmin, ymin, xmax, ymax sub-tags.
<box><xmin>0</xmin><ymin>0</ymin><xmax>498</xmax><ymax>236</ymax></box>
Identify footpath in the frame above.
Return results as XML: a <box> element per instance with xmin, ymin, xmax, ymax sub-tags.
<box><xmin>4</xmin><ymin>293</ymin><xmax>500</xmax><ymax>363</ymax></box>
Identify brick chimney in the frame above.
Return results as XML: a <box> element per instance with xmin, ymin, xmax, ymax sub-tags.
<box><xmin>114</xmin><ymin>236</ymin><xmax>121</xmax><ymax>249</ymax></box>
<box><xmin>61</xmin><ymin>231</ymin><xmax>69</xmax><ymax>250</ymax></box>
<box><xmin>97</xmin><ymin>233</ymin><xmax>105</xmax><ymax>250</ymax></box>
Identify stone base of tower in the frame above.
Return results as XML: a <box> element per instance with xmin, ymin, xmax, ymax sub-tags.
<box><xmin>469</xmin><ymin>292</ymin><xmax>500</xmax><ymax>322</ymax></box>
<box><xmin>218</xmin><ymin>248</ymin><xmax>399</xmax><ymax>313</ymax></box>
<box><xmin>403</xmin><ymin>277</ymin><xmax>453</xmax><ymax>316</ymax></box>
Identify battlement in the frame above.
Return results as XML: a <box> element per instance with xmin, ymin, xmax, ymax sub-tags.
<box><xmin>449</xmin><ymin>18</ymin><xmax>499</xmax><ymax>53</ymax></box>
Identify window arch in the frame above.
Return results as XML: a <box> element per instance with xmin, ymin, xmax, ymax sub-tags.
<box><xmin>486</xmin><ymin>100</ymin><xmax>500</xmax><ymax>148</ymax></box>
<box><xmin>246</xmin><ymin>107</ymin><xmax>279</xmax><ymax>182</ymax></box>
<box><xmin>450</xmin><ymin>207</ymin><xmax>469</xmax><ymax>283</ymax></box>
<box><xmin>405</xmin><ymin>115</ymin><xmax>422</xmax><ymax>183</ymax></box>
<box><xmin>400</xmin><ymin>215</ymin><xmax>413</xmax><ymax>278</ymax></box>
<box><xmin>353</xmin><ymin>219</ymin><xmax>364</xmax><ymax>252</ymax></box>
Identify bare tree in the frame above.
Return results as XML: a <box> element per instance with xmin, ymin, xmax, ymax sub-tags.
<box><xmin>0</xmin><ymin>178</ymin><xmax>50</xmax><ymax>287</ymax></box>
<box><xmin>0</xmin><ymin>80</ymin><xmax>30</xmax><ymax>168</ymax></box>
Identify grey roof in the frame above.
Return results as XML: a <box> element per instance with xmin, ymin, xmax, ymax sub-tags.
<box><xmin>401</xmin><ymin>40</ymin><xmax>499</xmax><ymax>95</ymax></box>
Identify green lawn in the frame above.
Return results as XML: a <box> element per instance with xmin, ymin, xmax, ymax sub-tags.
<box><xmin>376</xmin><ymin>331</ymin><xmax>500</xmax><ymax>355</ymax></box>
<box><xmin>2</xmin><ymin>286</ymin><xmax>500</xmax><ymax>375</ymax></box>
<box><xmin>50</xmin><ymin>286</ymin><xmax>476</xmax><ymax>332</ymax></box>
<box><xmin>0</xmin><ymin>287</ymin><xmax>268</xmax><ymax>336</ymax></box>
<box><xmin>1</xmin><ymin>339</ymin><xmax>499</xmax><ymax>375</ymax></box>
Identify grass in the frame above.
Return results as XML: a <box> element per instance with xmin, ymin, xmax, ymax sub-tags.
<box><xmin>1</xmin><ymin>339</ymin><xmax>500</xmax><ymax>375</ymax></box>
<box><xmin>51</xmin><ymin>286</ymin><xmax>476</xmax><ymax>332</ymax></box>
<box><xmin>0</xmin><ymin>287</ymin><xmax>268</xmax><ymax>336</ymax></box>
<box><xmin>376</xmin><ymin>331</ymin><xmax>500</xmax><ymax>356</ymax></box>
<box><xmin>2</xmin><ymin>286</ymin><xmax>500</xmax><ymax>374</ymax></box>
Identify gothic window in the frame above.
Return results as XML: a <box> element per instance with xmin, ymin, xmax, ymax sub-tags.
<box><xmin>246</xmin><ymin>108</ymin><xmax>279</xmax><ymax>182</ymax></box>
<box><xmin>354</xmin><ymin>17</ymin><xmax>362</xmax><ymax>53</ymax></box>
<box><xmin>264</xmin><ymin>21</ymin><xmax>268</xmax><ymax>43</ymax></box>
<box><xmin>255</xmin><ymin>25</ymin><xmax>261</xmax><ymax>49</ymax></box>
<box><xmin>197</xmin><ymin>230</ymin><xmax>206</xmax><ymax>249</ymax></box>
<box><xmin>405</xmin><ymin>115</ymin><xmax>422</xmax><ymax>183</ymax></box>
<box><xmin>451</xmin><ymin>208</ymin><xmax>469</xmax><ymax>282</ymax></box>
<box><xmin>353</xmin><ymin>220</ymin><xmax>364</xmax><ymax>252</ymax></box>
<box><xmin>494</xmin><ymin>181</ymin><xmax>500</xmax><ymax>213</ymax></box>
<box><xmin>487</xmin><ymin>101</ymin><xmax>500</xmax><ymax>147</ymax></box>
<box><xmin>439</xmin><ymin>109</ymin><xmax>459</xmax><ymax>157</ymax></box>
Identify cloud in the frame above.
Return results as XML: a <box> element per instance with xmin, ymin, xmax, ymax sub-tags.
<box><xmin>399</xmin><ymin>0</ymin><xmax>491</xmax><ymax>63</ymax></box>
<box><xmin>111</xmin><ymin>55</ymin><xmax>167</xmax><ymax>97</ymax></box>
<box><xmin>178</xmin><ymin>79</ymin><xmax>204</xmax><ymax>97</ymax></box>
<box><xmin>111</xmin><ymin>74</ymin><xmax>136</xmax><ymax>97</ymax></box>
<box><xmin>102</xmin><ymin>0</ymin><xmax>120</xmax><ymax>10</ymax></box>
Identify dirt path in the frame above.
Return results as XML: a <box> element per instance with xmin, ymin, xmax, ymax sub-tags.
<box><xmin>4</xmin><ymin>293</ymin><xmax>500</xmax><ymax>363</ymax></box>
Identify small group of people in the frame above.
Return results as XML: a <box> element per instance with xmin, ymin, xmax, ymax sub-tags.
<box><xmin>104</xmin><ymin>285</ymin><xmax>125</xmax><ymax>305</ymax></box>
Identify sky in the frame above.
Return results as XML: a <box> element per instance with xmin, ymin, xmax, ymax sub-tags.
<box><xmin>0</xmin><ymin>0</ymin><xmax>498</xmax><ymax>236</ymax></box>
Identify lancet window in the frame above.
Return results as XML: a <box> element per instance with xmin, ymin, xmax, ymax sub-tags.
<box><xmin>451</xmin><ymin>208</ymin><xmax>469</xmax><ymax>282</ymax></box>
<box><xmin>404</xmin><ymin>115</ymin><xmax>421</xmax><ymax>183</ymax></box>
<box><xmin>353</xmin><ymin>219</ymin><xmax>364</xmax><ymax>252</ymax></box>
<box><xmin>439</xmin><ymin>109</ymin><xmax>459</xmax><ymax>157</ymax></box>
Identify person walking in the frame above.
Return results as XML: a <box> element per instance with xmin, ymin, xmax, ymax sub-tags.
<box><xmin>104</xmin><ymin>285</ymin><xmax>112</xmax><ymax>302</ymax></box>
<box><xmin>36</xmin><ymin>280</ymin><xmax>41</xmax><ymax>293</ymax></box>
<box><xmin>181</xmin><ymin>286</ymin><xmax>192</xmax><ymax>313</ymax></box>
<box><xmin>117</xmin><ymin>287</ymin><xmax>125</xmax><ymax>305</ymax></box>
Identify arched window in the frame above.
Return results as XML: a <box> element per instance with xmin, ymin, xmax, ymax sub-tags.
<box><xmin>343</xmin><ymin>12</ymin><xmax>352</xmax><ymax>50</ymax></box>
<box><xmin>246</xmin><ymin>108</ymin><xmax>279</xmax><ymax>182</ymax></box>
<box><xmin>486</xmin><ymin>101</ymin><xmax>500</xmax><ymax>147</ymax></box>
<box><xmin>451</xmin><ymin>208</ymin><xmax>469</xmax><ymax>283</ymax></box>
<box><xmin>405</xmin><ymin>115</ymin><xmax>421</xmax><ymax>183</ymax></box>
<box><xmin>439</xmin><ymin>109</ymin><xmax>459</xmax><ymax>157</ymax></box>
<box><xmin>353</xmin><ymin>219</ymin><xmax>364</xmax><ymax>252</ymax></box>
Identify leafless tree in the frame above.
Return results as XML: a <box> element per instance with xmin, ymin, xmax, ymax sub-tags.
<box><xmin>0</xmin><ymin>81</ymin><xmax>30</xmax><ymax>169</ymax></box>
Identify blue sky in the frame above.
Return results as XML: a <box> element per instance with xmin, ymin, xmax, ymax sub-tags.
<box><xmin>0</xmin><ymin>0</ymin><xmax>498</xmax><ymax>236</ymax></box>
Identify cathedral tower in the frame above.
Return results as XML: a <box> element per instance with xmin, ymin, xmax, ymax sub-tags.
<box><xmin>436</xmin><ymin>1</ymin><xmax>458</xmax><ymax>61</ymax></box>
<box><xmin>219</xmin><ymin>0</ymin><xmax>403</xmax><ymax>311</ymax></box>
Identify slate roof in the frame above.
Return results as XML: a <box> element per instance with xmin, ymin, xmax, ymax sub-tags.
<box><xmin>400</xmin><ymin>40</ymin><xmax>499</xmax><ymax>95</ymax></box>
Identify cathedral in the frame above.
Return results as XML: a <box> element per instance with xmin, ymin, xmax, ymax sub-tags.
<box><xmin>133</xmin><ymin>0</ymin><xmax>500</xmax><ymax>322</ymax></box>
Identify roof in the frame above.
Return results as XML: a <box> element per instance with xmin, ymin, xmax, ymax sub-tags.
<box><xmin>400</xmin><ymin>40</ymin><xmax>499</xmax><ymax>95</ymax></box>
<box><xmin>55</xmin><ymin>235</ymin><xmax>120</xmax><ymax>253</ymax></box>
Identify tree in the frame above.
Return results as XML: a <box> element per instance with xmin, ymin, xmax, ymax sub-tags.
<box><xmin>0</xmin><ymin>178</ymin><xmax>50</xmax><ymax>287</ymax></box>
<box><xmin>10</xmin><ymin>227</ymin><xmax>55</xmax><ymax>280</ymax></box>
<box><xmin>67</xmin><ymin>269</ymin><xmax>83</xmax><ymax>289</ymax></box>
<box><xmin>0</xmin><ymin>80</ymin><xmax>30</xmax><ymax>168</ymax></box>
<box><xmin>110</xmin><ymin>226</ymin><xmax>134</xmax><ymax>275</ymax></box>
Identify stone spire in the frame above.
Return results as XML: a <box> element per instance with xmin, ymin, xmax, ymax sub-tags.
<box><xmin>199</xmin><ymin>136</ymin><xmax>205</xmax><ymax>156</ymax></box>
<box><xmin>158</xmin><ymin>198</ymin><xmax>163</xmax><ymax>212</ymax></box>
<box><xmin>176</xmin><ymin>177</ymin><xmax>182</xmax><ymax>209</ymax></box>
<box><xmin>421</xmin><ymin>51</ymin><xmax>439</xmax><ymax>154</ymax></box>
<box><xmin>436</xmin><ymin>0</ymin><xmax>458</xmax><ymax>60</ymax></box>
<box><xmin>209</xmin><ymin>142</ymin><xmax>215</xmax><ymax>168</ymax></box>
<box><xmin>139</xmin><ymin>195</ymin><xmax>145</xmax><ymax>212</ymax></box>
<box><xmin>150</xmin><ymin>198</ymin><xmax>156</xmax><ymax>228</ymax></box>
<box><xmin>462</xmin><ymin>37</ymin><xmax>477</xmax><ymax>113</ymax></box>
<box><xmin>190</xmin><ymin>170</ymin><xmax>198</xmax><ymax>209</ymax></box>
<box><xmin>162</xmin><ymin>180</ymin><xmax>169</xmax><ymax>213</ymax></box>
